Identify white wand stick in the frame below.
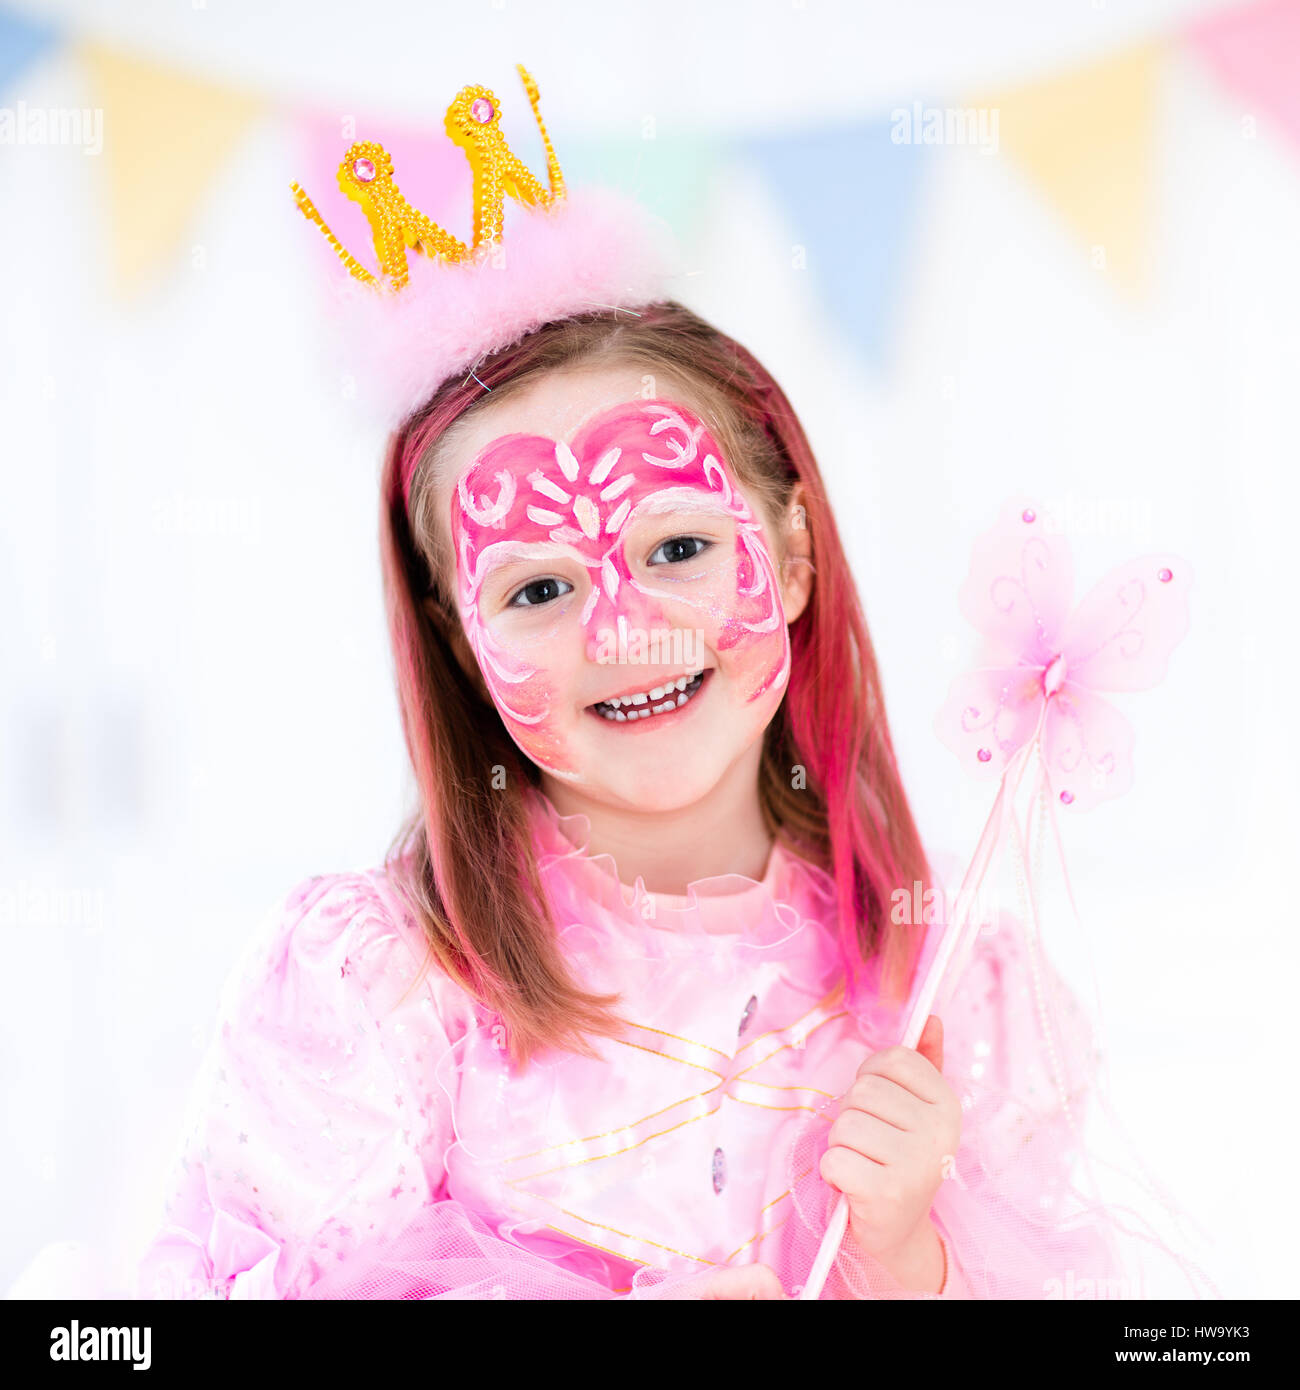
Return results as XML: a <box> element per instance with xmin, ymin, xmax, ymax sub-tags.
<box><xmin>798</xmin><ymin>704</ymin><xmax>1048</xmax><ymax>1301</ymax></box>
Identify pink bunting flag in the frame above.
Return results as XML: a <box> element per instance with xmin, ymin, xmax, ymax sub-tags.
<box><xmin>1186</xmin><ymin>0</ymin><xmax>1300</xmax><ymax>155</ymax></box>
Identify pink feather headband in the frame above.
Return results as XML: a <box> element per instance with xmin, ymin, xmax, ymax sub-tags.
<box><xmin>290</xmin><ymin>64</ymin><xmax>682</xmax><ymax>451</ymax></box>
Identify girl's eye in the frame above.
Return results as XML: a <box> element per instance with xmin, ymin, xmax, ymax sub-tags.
<box><xmin>508</xmin><ymin>577</ymin><xmax>573</xmax><ymax>608</ymax></box>
<box><xmin>648</xmin><ymin>536</ymin><xmax>712</xmax><ymax>566</ymax></box>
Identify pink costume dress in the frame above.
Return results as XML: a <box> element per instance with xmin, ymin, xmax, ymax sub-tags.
<box><xmin>133</xmin><ymin>788</ymin><xmax>1119</xmax><ymax>1300</ymax></box>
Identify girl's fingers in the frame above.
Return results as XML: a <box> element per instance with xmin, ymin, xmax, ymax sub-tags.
<box><xmin>916</xmin><ymin>1015</ymin><xmax>944</xmax><ymax>1073</ymax></box>
<box><xmin>855</xmin><ymin>1042</ymin><xmax>947</xmax><ymax>1103</ymax></box>
<box><xmin>841</xmin><ymin>1071</ymin><xmax>920</xmax><ymax>1132</ymax></box>
<box><xmin>829</xmin><ymin>1107</ymin><xmax>911</xmax><ymax>1165</ymax></box>
<box><xmin>820</xmin><ymin>1138</ymin><xmax>889</xmax><ymax>1199</ymax></box>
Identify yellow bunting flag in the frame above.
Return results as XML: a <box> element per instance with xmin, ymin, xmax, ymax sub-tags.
<box><xmin>77</xmin><ymin>41</ymin><xmax>264</xmax><ymax>299</ymax></box>
<box><xmin>974</xmin><ymin>43</ymin><xmax>1160</xmax><ymax>300</ymax></box>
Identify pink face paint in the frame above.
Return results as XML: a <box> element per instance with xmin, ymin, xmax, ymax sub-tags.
<box><xmin>449</xmin><ymin>399</ymin><xmax>790</xmax><ymax>779</ymax></box>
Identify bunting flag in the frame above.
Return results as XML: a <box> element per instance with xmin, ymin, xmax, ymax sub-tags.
<box><xmin>1185</xmin><ymin>0</ymin><xmax>1300</xmax><ymax>156</ymax></box>
<box><xmin>77</xmin><ymin>41</ymin><xmax>265</xmax><ymax>299</ymax></box>
<box><xmin>563</xmin><ymin>129</ymin><xmax>723</xmax><ymax>247</ymax></box>
<box><xmin>973</xmin><ymin>43</ymin><xmax>1161</xmax><ymax>300</ymax></box>
<box><xmin>0</xmin><ymin>3</ymin><xmax>57</xmax><ymax>96</ymax></box>
<box><xmin>743</xmin><ymin>114</ymin><xmax>932</xmax><ymax>373</ymax></box>
<box><xmin>1</xmin><ymin>1</ymin><xmax>1294</xmax><ymax>339</ymax></box>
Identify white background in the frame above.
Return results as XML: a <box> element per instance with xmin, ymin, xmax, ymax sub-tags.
<box><xmin>2</xmin><ymin>0</ymin><xmax>1295</xmax><ymax>1298</ymax></box>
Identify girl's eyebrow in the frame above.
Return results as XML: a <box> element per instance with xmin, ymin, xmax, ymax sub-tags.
<box><xmin>626</xmin><ymin>491</ymin><xmax>734</xmax><ymax>521</ymax></box>
<box><xmin>471</xmin><ymin>538</ymin><xmax>591</xmax><ymax>581</ymax></box>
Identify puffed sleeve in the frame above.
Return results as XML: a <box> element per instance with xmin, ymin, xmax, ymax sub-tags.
<box><xmin>137</xmin><ymin>872</ymin><xmax>463</xmax><ymax>1300</ymax></box>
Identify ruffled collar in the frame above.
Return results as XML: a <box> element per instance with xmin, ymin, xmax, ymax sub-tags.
<box><xmin>523</xmin><ymin>786</ymin><xmax>841</xmax><ymax>961</ymax></box>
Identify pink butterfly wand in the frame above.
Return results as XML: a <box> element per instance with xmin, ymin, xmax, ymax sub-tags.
<box><xmin>799</xmin><ymin>498</ymin><xmax>1192</xmax><ymax>1300</ymax></box>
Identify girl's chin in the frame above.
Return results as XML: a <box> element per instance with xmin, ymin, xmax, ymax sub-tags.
<box><xmin>533</xmin><ymin>741</ymin><xmax>760</xmax><ymax>810</ymax></box>
<box><xmin>555</xmin><ymin>737</ymin><xmax>774</xmax><ymax>812</ymax></box>
<box><xmin>566</xmin><ymin>769</ymin><xmax>735</xmax><ymax>817</ymax></box>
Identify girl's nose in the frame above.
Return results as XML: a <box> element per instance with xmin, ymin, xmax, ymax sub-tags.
<box><xmin>583</xmin><ymin>578</ymin><xmax>674</xmax><ymax>665</ymax></box>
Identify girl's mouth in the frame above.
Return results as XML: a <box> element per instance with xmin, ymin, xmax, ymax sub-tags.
<box><xmin>588</xmin><ymin>669</ymin><xmax>711</xmax><ymax>724</ymax></box>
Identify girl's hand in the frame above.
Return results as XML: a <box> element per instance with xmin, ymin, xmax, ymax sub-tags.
<box><xmin>819</xmin><ymin>1015</ymin><xmax>960</xmax><ymax>1274</ymax></box>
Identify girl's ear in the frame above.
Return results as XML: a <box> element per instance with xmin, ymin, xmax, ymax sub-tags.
<box><xmin>779</xmin><ymin>483</ymin><xmax>815</xmax><ymax>623</ymax></box>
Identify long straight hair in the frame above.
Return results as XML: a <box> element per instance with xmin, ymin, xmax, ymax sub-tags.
<box><xmin>379</xmin><ymin>301</ymin><xmax>932</xmax><ymax>1069</ymax></box>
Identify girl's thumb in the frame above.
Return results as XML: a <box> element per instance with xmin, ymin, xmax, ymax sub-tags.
<box><xmin>915</xmin><ymin>1014</ymin><xmax>944</xmax><ymax>1073</ymax></box>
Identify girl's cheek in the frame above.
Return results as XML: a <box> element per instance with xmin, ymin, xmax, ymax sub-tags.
<box><xmin>699</xmin><ymin>537</ymin><xmax>790</xmax><ymax>704</ymax></box>
<box><xmin>465</xmin><ymin>608</ymin><xmax>583</xmax><ymax>774</ymax></box>
<box><xmin>498</xmin><ymin>667</ymin><xmax>559</xmax><ymax>725</ymax></box>
<box><xmin>491</xmin><ymin>670</ymin><xmax>579</xmax><ymax>777</ymax></box>
<box><xmin>719</xmin><ymin>620</ymin><xmax>789</xmax><ymax>704</ymax></box>
<box><xmin>508</xmin><ymin>704</ymin><xmax>574</xmax><ymax>775</ymax></box>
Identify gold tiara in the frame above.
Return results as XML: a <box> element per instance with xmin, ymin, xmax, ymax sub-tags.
<box><xmin>290</xmin><ymin>64</ymin><xmax>565</xmax><ymax>291</ymax></box>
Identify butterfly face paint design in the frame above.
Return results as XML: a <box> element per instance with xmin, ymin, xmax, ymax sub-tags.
<box><xmin>449</xmin><ymin>398</ymin><xmax>791</xmax><ymax>780</ymax></box>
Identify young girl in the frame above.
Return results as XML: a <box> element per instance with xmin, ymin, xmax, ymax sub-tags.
<box><xmin>135</xmin><ymin>297</ymin><xmax>1127</xmax><ymax>1301</ymax></box>
<box><xmin>111</xmin><ymin>62</ymin><xmax>1171</xmax><ymax>1301</ymax></box>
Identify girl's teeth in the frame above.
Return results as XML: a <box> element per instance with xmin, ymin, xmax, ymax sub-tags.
<box><xmin>596</xmin><ymin>671</ymin><xmax>705</xmax><ymax>721</ymax></box>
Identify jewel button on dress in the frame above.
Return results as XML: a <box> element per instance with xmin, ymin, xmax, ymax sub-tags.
<box><xmin>712</xmin><ymin>1147</ymin><xmax>726</xmax><ymax>1194</ymax></box>
<box><xmin>738</xmin><ymin>994</ymin><xmax>757</xmax><ymax>1038</ymax></box>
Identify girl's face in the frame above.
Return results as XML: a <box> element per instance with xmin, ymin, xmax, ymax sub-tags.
<box><xmin>432</xmin><ymin>366</ymin><xmax>812</xmax><ymax>814</ymax></box>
